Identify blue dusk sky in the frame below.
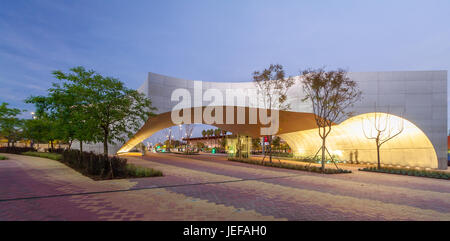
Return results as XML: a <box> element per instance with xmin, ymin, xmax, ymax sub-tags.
<box><xmin>1</xmin><ymin>0</ymin><xmax>449</xmax><ymax>141</ymax></box>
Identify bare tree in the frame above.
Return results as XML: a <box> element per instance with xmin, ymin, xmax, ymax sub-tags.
<box><xmin>162</xmin><ymin>127</ymin><xmax>174</xmax><ymax>152</ymax></box>
<box><xmin>362</xmin><ymin>111</ymin><xmax>404</xmax><ymax>169</ymax></box>
<box><xmin>253</xmin><ymin>64</ymin><xmax>295</xmax><ymax>163</ymax></box>
<box><xmin>184</xmin><ymin>124</ymin><xmax>195</xmax><ymax>153</ymax></box>
<box><xmin>301</xmin><ymin>68</ymin><xmax>362</xmax><ymax>172</ymax></box>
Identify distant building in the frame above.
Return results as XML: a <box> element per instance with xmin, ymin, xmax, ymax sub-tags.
<box><xmin>183</xmin><ymin>135</ymin><xmax>228</xmax><ymax>148</ymax></box>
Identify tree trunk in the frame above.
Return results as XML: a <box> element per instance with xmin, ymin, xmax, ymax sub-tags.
<box><xmin>321</xmin><ymin>137</ymin><xmax>326</xmax><ymax>173</ymax></box>
<box><xmin>377</xmin><ymin>144</ymin><xmax>381</xmax><ymax>169</ymax></box>
<box><xmin>7</xmin><ymin>141</ymin><xmax>10</xmax><ymax>148</ymax></box>
<box><xmin>50</xmin><ymin>140</ymin><xmax>54</xmax><ymax>151</ymax></box>
<box><xmin>79</xmin><ymin>140</ymin><xmax>83</xmax><ymax>153</ymax></box>
<box><xmin>103</xmin><ymin>129</ymin><xmax>113</xmax><ymax>178</ymax></box>
<box><xmin>269</xmin><ymin>135</ymin><xmax>272</xmax><ymax>163</ymax></box>
<box><xmin>103</xmin><ymin>134</ymin><xmax>108</xmax><ymax>155</ymax></box>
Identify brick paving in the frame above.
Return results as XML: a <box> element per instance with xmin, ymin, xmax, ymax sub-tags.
<box><xmin>0</xmin><ymin>153</ymin><xmax>449</xmax><ymax>220</ymax></box>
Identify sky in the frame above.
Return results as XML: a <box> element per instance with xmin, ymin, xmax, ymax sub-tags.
<box><xmin>1</xmin><ymin>0</ymin><xmax>449</xmax><ymax>142</ymax></box>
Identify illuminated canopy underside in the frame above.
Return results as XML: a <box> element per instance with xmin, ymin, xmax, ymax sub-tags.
<box><xmin>280</xmin><ymin>113</ymin><xmax>438</xmax><ymax>169</ymax></box>
<box><xmin>118</xmin><ymin>107</ymin><xmax>438</xmax><ymax>169</ymax></box>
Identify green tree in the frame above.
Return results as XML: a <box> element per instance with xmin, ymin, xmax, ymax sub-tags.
<box><xmin>195</xmin><ymin>141</ymin><xmax>205</xmax><ymax>150</ymax></box>
<box><xmin>0</xmin><ymin>103</ymin><xmax>23</xmax><ymax>147</ymax></box>
<box><xmin>252</xmin><ymin>138</ymin><xmax>261</xmax><ymax>152</ymax></box>
<box><xmin>26</xmin><ymin>69</ymin><xmax>97</xmax><ymax>151</ymax></box>
<box><xmin>83</xmin><ymin>74</ymin><xmax>156</xmax><ymax>155</ymax></box>
<box><xmin>27</xmin><ymin>66</ymin><xmax>156</xmax><ymax>157</ymax></box>
<box><xmin>301</xmin><ymin>68</ymin><xmax>362</xmax><ymax>172</ymax></box>
<box><xmin>272</xmin><ymin>136</ymin><xmax>281</xmax><ymax>153</ymax></box>
<box><xmin>23</xmin><ymin>118</ymin><xmax>52</xmax><ymax>148</ymax></box>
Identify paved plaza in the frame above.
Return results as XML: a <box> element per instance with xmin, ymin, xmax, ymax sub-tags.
<box><xmin>1</xmin><ymin>153</ymin><xmax>449</xmax><ymax>220</ymax></box>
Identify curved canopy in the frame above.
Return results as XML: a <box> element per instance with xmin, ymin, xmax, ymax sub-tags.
<box><xmin>117</xmin><ymin>106</ymin><xmax>322</xmax><ymax>153</ymax></box>
<box><xmin>117</xmin><ymin>107</ymin><xmax>439</xmax><ymax>169</ymax></box>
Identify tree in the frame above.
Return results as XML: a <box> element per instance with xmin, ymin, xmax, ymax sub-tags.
<box><xmin>40</xmin><ymin>66</ymin><xmax>156</xmax><ymax>155</ymax></box>
<box><xmin>252</xmin><ymin>138</ymin><xmax>261</xmax><ymax>152</ymax></box>
<box><xmin>301</xmin><ymin>68</ymin><xmax>362</xmax><ymax>172</ymax></box>
<box><xmin>0</xmin><ymin>103</ymin><xmax>23</xmax><ymax>147</ymax></box>
<box><xmin>163</xmin><ymin>127</ymin><xmax>174</xmax><ymax>152</ymax></box>
<box><xmin>201</xmin><ymin>129</ymin><xmax>207</xmax><ymax>138</ymax></box>
<box><xmin>362</xmin><ymin>111</ymin><xmax>404</xmax><ymax>169</ymax></box>
<box><xmin>184</xmin><ymin>124</ymin><xmax>195</xmax><ymax>153</ymax></box>
<box><xmin>214</xmin><ymin>128</ymin><xmax>221</xmax><ymax>147</ymax></box>
<box><xmin>195</xmin><ymin>142</ymin><xmax>205</xmax><ymax>150</ymax></box>
<box><xmin>253</xmin><ymin>64</ymin><xmax>294</xmax><ymax>162</ymax></box>
<box><xmin>206</xmin><ymin>129</ymin><xmax>213</xmax><ymax>147</ymax></box>
<box><xmin>23</xmin><ymin>118</ymin><xmax>52</xmax><ymax>148</ymax></box>
<box><xmin>26</xmin><ymin>68</ymin><xmax>98</xmax><ymax>151</ymax></box>
<box><xmin>272</xmin><ymin>136</ymin><xmax>281</xmax><ymax>153</ymax></box>
<box><xmin>26</xmin><ymin>66</ymin><xmax>156</xmax><ymax>178</ymax></box>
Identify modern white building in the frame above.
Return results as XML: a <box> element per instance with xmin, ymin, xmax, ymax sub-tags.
<box><xmin>108</xmin><ymin>70</ymin><xmax>447</xmax><ymax>169</ymax></box>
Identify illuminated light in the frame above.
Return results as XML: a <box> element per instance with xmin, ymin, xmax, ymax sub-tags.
<box><xmin>117</xmin><ymin>152</ymin><xmax>143</xmax><ymax>156</ymax></box>
<box><xmin>329</xmin><ymin>150</ymin><xmax>343</xmax><ymax>157</ymax></box>
<box><xmin>116</xmin><ymin>107</ymin><xmax>439</xmax><ymax>169</ymax></box>
<box><xmin>279</xmin><ymin>112</ymin><xmax>438</xmax><ymax>169</ymax></box>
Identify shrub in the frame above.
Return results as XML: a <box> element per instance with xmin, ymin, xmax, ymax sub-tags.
<box><xmin>61</xmin><ymin>149</ymin><xmax>128</xmax><ymax>179</ymax></box>
<box><xmin>359</xmin><ymin>166</ymin><xmax>450</xmax><ymax>180</ymax></box>
<box><xmin>59</xmin><ymin>149</ymin><xmax>162</xmax><ymax>180</ymax></box>
<box><xmin>0</xmin><ymin>146</ymin><xmax>36</xmax><ymax>154</ymax></box>
<box><xmin>22</xmin><ymin>151</ymin><xmax>62</xmax><ymax>161</ymax></box>
<box><xmin>0</xmin><ymin>155</ymin><xmax>7</xmax><ymax>160</ymax></box>
<box><xmin>46</xmin><ymin>148</ymin><xmax>66</xmax><ymax>154</ymax></box>
<box><xmin>228</xmin><ymin>157</ymin><xmax>351</xmax><ymax>174</ymax></box>
<box><xmin>126</xmin><ymin>164</ymin><xmax>163</xmax><ymax>177</ymax></box>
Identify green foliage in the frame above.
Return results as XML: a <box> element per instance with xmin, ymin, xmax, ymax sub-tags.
<box><xmin>0</xmin><ymin>102</ymin><xmax>24</xmax><ymax>146</ymax></box>
<box><xmin>359</xmin><ymin>166</ymin><xmax>450</xmax><ymax>180</ymax></box>
<box><xmin>0</xmin><ymin>155</ymin><xmax>7</xmax><ymax>160</ymax></box>
<box><xmin>59</xmin><ymin>149</ymin><xmax>162</xmax><ymax>180</ymax></box>
<box><xmin>77</xmin><ymin>67</ymin><xmax>156</xmax><ymax>154</ymax></box>
<box><xmin>22</xmin><ymin>118</ymin><xmax>54</xmax><ymax>146</ymax></box>
<box><xmin>252</xmin><ymin>138</ymin><xmax>261</xmax><ymax>150</ymax></box>
<box><xmin>228</xmin><ymin>157</ymin><xmax>352</xmax><ymax>174</ymax></box>
<box><xmin>195</xmin><ymin>142</ymin><xmax>205</xmax><ymax>149</ymax></box>
<box><xmin>61</xmin><ymin>149</ymin><xmax>127</xmax><ymax>179</ymax></box>
<box><xmin>25</xmin><ymin>66</ymin><xmax>157</xmax><ymax>154</ymax></box>
<box><xmin>0</xmin><ymin>146</ymin><xmax>36</xmax><ymax>154</ymax></box>
<box><xmin>126</xmin><ymin>164</ymin><xmax>163</xmax><ymax>177</ymax></box>
<box><xmin>22</xmin><ymin>151</ymin><xmax>62</xmax><ymax>161</ymax></box>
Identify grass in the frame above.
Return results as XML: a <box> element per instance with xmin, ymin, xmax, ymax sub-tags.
<box><xmin>172</xmin><ymin>151</ymin><xmax>199</xmax><ymax>155</ymax></box>
<box><xmin>0</xmin><ymin>155</ymin><xmax>7</xmax><ymax>160</ymax></box>
<box><xmin>227</xmin><ymin>157</ymin><xmax>352</xmax><ymax>174</ymax></box>
<box><xmin>21</xmin><ymin>151</ymin><xmax>163</xmax><ymax>180</ymax></box>
<box><xmin>22</xmin><ymin>151</ymin><xmax>62</xmax><ymax>161</ymax></box>
<box><xmin>126</xmin><ymin>163</ymin><xmax>163</xmax><ymax>178</ymax></box>
<box><xmin>359</xmin><ymin>166</ymin><xmax>450</xmax><ymax>180</ymax></box>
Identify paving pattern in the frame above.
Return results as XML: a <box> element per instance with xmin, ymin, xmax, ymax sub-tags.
<box><xmin>0</xmin><ymin>153</ymin><xmax>449</xmax><ymax>220</ymax></box>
